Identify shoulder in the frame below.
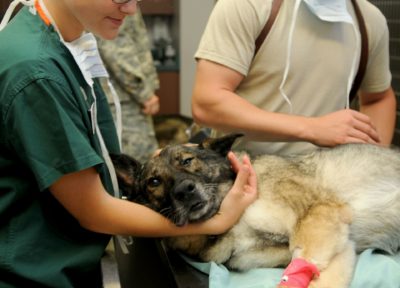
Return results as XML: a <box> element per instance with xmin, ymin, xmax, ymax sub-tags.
<box><xmin>356</xmin><ymin>0</ymin><xmax>388</xmax><ymax>33</ymax></box>
<box><xmin>356</xmin><ymin>0</ymin><xmax>389</xmax><ymax>54</ymax></box>
<box><xmin>357</xmin><ymin>0</ymin><xmax>386</xmax><ymax>20</ymax></box>
<box><xmin>0</xmin><ymin>9</ymin><xmax>73</xmax><ymax>85</ymax></box>
<box><xmin>196</xmin><ymin>0</ymin><xmax>276</xmax><ymax>75</ymax></box>
<box><xmin>0</xmin><ymin>27</ymin><xmax>81</xmax><ymax>126</ymax></box>
<box><xmin>0</xmin><ymin>50</ymin><xmax>75</xmax><ymax>108</ymax></box>
<box><xmin>212</xmin><ymin>0</ymin><xmax>274</xmax><ymax>30</ymax></box>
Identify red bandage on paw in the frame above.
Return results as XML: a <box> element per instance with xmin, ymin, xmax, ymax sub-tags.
<box><xmin>278</xmin><ymin>258</ymin><xmax>320</xmax><ymax>288</ymax></box>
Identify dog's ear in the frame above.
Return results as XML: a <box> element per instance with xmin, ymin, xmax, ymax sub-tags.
<box><xmin>199</xmin><ymin>133</ymin><xmax>244</xmax><ymax>156</ymax></box>
<box><xmin>110</xmin><ymin>153</ymin><xmax>142</xmax><ymax>200</ymax></box>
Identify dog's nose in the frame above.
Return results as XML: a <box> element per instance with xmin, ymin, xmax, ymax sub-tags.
<box><xmin>172</xmin><ymin>179</ymin><xmax>196</xmax><ymax>202</ymax></box>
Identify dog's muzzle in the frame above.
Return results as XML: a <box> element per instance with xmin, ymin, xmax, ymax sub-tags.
<box><xmin>171</xmin><ymin>179</ymin><xmax>207</xmax><ymax>226</ymax></box>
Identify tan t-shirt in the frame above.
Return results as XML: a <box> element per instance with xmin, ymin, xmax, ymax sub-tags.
<box><xmin>195</xmin><ymin>0</ymin><xmax>391</xmax><ymax>156</ymax></box>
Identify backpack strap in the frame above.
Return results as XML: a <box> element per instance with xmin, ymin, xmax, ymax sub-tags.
<box><xmin>254</xmin><ymin>0</ymin><xmax>283</xmax><ymax>56</ymax></box>
<box><xmin>254</xmin><ymin>0</ymin><xmax>369</xmax><ymax>103</ymax></box>
<box><xmin>349</xmin><ymin>0</ymin><xmax>369</xmax><ymax>103</ymax></box>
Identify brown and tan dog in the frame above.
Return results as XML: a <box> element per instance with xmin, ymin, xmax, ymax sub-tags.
<box><xmin>112</xmin><ymin>134</ymin><xmax>400</xmax><ymax>288</ymax></box>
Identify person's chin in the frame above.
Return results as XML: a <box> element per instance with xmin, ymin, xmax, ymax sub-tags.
<box><xmin>98</xmin><ymin>28</ymin><xmax>120</xmax><ymax>40</ymax></box>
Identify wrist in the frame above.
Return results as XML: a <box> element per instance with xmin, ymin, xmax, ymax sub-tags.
<box><xmin>201</xmin><ymin>213</ymin><xmax>228</xmax><ymax>235</ymax></box>
<box><xmin>297</xmin><ymin>116</ymin><xmax>316</xmax><ymax>144</ymax></box>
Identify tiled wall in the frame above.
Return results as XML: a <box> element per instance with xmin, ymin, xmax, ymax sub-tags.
<box><xmin>370</xmin><ymin>0</ymin><xmax>400</xmax><ymax>147</ymax></box>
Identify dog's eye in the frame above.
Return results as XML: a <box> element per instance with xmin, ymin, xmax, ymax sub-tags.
<box><xmin>180</xmin><ymin>157</ymin><xmax>194</xmax><ymax>166</ymax></box>
<box><xmin>148</xmin><ymin>177</ymin><xmax>161</xmax><ymax>187</ymax></box>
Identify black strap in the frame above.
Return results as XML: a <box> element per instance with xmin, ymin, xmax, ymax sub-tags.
<box><xmin>254</xmin><ymin>0</ymin><xmax>368</xmax><ymax>102</ymax></box>
<box><xmin>254</xmin><ymin>0</ymin><xmax>283</xmax><ymax>55</ymax></box>
<box><xmin>349</xmin><ymin>0</ymin><xmax>369</xmax><ymax>103</ymax></box>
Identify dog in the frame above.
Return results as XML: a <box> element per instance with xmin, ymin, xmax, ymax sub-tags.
<box><xmin>153</xmin><ymin>114</ymin><xmax>198</xmax><ymax>148</ymax></box>
<box><xmin>112</xmin><ymin>134</ymin><xmax>400</xmax><ymax>288</ymax></box>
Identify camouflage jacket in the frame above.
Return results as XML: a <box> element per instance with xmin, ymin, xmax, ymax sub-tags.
<box><xmin>97</xmin><ymin>11</ymin><xmax>160</xmax><ymax>161</ymax></box>
<box><xmin>98</xmin><ymin>10</ymin><xmax>160</xmax><ymax>105</ymax></box>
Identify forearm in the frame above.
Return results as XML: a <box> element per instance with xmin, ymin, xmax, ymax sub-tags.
<box><xmin>50</xmin><ymin>167</ymin><xmax>220</xmax><ymax>237</ymax></box>
<box><xmin>192</xmin><ymin>60</ymin><xmax>313</xmax><ymax>143</ymax></box>
<box><xmin>360</xmin><ymin>87</ymin><xmax>397</xmax><ymax>146</ymax></box>
<box><xmin>82</xmin><ymin>193</ymin><xmax>228</xmax><ymax>237</ymax></box>
<box><xmin>50</xmin><ymin>160</ymin><xmax>257</xmax><ymax>238</ymax></box>
<box><xmin>81</xmin><ymin>196</ymin><xmax>206</xmax><ymax>237</ymax></box>
<box><xmin>81</xmin><ymin>193</ymin><xmax>177</xmax><ymax>236</ymax></box>
<box><xmin>193</xmin><ymin>87</ymin><xmax>311</xmax><ymax>143</ymax></box>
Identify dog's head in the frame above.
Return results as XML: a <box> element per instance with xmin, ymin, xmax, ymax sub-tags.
<box><xmin>112</xmin><ymin>133</ymin><xmax>243</xmax><ymax>226</ymax></box>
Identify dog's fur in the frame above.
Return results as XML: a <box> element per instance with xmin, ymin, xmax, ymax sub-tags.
<box><xmin>112</xmin><ymin>134</ymin><xmax>400</xmax><ymax>288</ymax></box>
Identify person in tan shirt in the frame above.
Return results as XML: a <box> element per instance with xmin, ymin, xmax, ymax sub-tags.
<box><xmin>193</xmin><ymin>0</ymin><xmax>396</xmax><ymax>156</ymax></box>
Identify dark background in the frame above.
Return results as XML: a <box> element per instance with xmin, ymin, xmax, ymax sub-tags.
<box><xmin>370</xmin><ymin>0</ymin><xmax>400</xmax><ymax>147</ymax></box>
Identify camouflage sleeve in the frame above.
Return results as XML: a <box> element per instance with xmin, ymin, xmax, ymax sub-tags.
<box><xmin>98</xmin><ymin>10</ymin><xmax>160</xmax><ymax>104</ymax></box>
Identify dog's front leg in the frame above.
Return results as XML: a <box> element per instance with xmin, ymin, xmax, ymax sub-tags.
<box><xmin>308</xmin><ymin>241</ymin><xmax>355</xmax><ymax>288</ymax></box>
<box><xmin>278</xmin><ymin>202</ymin><xmax>355</xmax><ymax>288</ymax></box>
<box><xmin>199</xmin><ymin>233</ymin><xmax>235</xmax><ymax>264</ymax></box>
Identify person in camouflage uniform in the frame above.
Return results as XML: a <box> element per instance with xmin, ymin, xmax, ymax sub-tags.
<box><xmin>98</xmin><ymin>10</ymin><xmax>160</xmax><ymax>163</ymax></box>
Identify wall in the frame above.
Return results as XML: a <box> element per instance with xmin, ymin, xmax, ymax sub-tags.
<box><xmin>179</xmin><ymin>0</ymin><xmax>214</xmax><ymax>117</ymax></box>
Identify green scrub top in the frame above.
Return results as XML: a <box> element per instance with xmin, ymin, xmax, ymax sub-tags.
<box><xmin>0</xmin><ymin>7</ymin><xmax>121</xmax><ymax>287</ymax></box>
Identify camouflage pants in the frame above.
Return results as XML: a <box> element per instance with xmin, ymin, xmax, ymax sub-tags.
<box><xmin>110</xmin><ymin>101</ymin><xmax>159</xmax><ymax>163</ymax></box>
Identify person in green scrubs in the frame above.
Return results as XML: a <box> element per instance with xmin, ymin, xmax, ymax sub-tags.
<box><xmin>0</xmin><ymin>0</ymin><xmax>258</xmax><ymax>286</ymax></box>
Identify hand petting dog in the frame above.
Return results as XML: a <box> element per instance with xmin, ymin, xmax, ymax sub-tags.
<box><xmin>209</xmin><ymin>152</ymin><xmax>258</xmax><ymax>234</ymax></box>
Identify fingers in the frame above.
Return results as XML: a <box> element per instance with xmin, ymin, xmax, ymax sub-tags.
<box><xmin>152</xmin><ymin>149</ymin><xmax>162</xmax><ymax>157</ymax></box>
<box><xmin>228</xmin><ymin>152</ymin><xmax>256</xmax><ymax>186</ymax></box>
<box><xmin>141</xmin><ymin>95</ymin><xmax>160</xmax><ymax>115</ymax></box>
<box><xmin>228</xmin><ymin>152</ymin><xmax>258</xmax><ymax>199</ymax></box>
<box><xmin>231</xmin><ymin>162</ymin><xmax>250</xmax><ymax>192</ymax></box>
<box><xmin>244</xmin><ymin>155</ymin><xmax>257</xmax><ymax>192</ymax></box>
<box><xmin>142</xmin><ymin>103</ymin><xmax>159</xmax><ymax>115</ymax></box>
<box><xmin>348</xmin><ymin>128</ymin><xmax>378</xmax><ymax>144</ymax></box>
<box><xmin>314</xmin><ymin>110</ymin><xmax>382</xmax><ymax>147</ymax></box>
<box><xmin>227</xmin><ymin>151</ymin><xmax>241</xmax><ymax>173</ymax></box>
<box><xmin>203</xmin><ymin>152</ymin><xmax>257</xmax><ymax>234</ymax></box>
<box><xmin>351</xmin><ymin>111</ymin><xmax>380</xmax><ymax>143</ymax></box>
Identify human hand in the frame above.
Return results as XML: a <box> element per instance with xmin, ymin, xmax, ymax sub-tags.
<box><xmin>306</xmin><ymin>109</ymin><xmax>380</xmax><ymax>147</ymax></box>
<box><xmin>141</xmin><ymin>94</ymin><xmax>160</xmax><ymax>115</ymax></box>
<box><xmin>206</xmin><ymin>152</ymin><xmax>258</xmax><ymax>234</ymax></box>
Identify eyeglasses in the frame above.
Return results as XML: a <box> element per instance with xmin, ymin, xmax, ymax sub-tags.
<box><xmin>112</xmin><ymin>0</ymin><xmax>142</xmax><ymax>4</ymax></box>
